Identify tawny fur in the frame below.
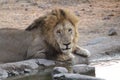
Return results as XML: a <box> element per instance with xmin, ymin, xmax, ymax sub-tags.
<box><xmin>0</xmin><ymin>9</ymin><xmax>90</xmax><ymax>63</ymax></box>
<box><xmin>26</xmin><ymin>9</ymin><xmax>79</xmax><ymax>50</ymax></box>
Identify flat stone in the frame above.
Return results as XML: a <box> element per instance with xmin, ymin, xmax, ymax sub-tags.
<box><xmin>52</xmin><ymin>67</ymin><xmax>68</xmax><ymax>75</ymax></box>
<box><xmin>53</xmin><ymin>73</ymin><xmax>104</xmax><ymax>80</ymax></box>
<box><xmin>72</xmin><ymin>64</ymin><xmax>95</xmax><ymax>76</ymax></box>
<box><xmin>2</xmin><ymin>60</ymin><xmax>38</xmax><ymax>70</ymax></box>
<box><xmin>24</xmin><ymin>69</ymin><xmax>32</xmax><ymax>73</ymax></box>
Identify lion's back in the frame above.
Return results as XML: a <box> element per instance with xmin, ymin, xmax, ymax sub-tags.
<box><xmin>0</xmin><ymin>28</ymin><xmax>33</xmax><ymax>62</ymax></box>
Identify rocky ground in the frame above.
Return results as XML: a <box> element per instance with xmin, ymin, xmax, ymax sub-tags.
<box><xmin>0</xmin><ymin>0</ymin><xmax>120</xmax><ymax>80</ymax></box>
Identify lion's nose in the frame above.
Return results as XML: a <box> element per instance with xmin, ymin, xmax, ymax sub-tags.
<box><xmin>63</xmin><ymin>42</ymin><xmax>71</xmax><ymax>46</ymax></box>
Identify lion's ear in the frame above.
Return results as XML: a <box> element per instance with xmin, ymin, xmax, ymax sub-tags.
<box><xmin>25</xmin><ymin>17</ymin><xmax>45</xmax><ymax>31</ymax></box>
<box><xmin>59</xmin><ymin>9</ymin><xmax>66</xmax><ymax>18</ymax></box>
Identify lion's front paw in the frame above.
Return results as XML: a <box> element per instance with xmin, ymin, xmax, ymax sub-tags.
<box><xmin>82</xmin><ymin>49</ymin><xmax>91</xmax><ymax>57</ymax></box>
<box><xmin>74</xmin><ymin>46</ymin><xmax>91</xmax><ymax>57</ymax></box>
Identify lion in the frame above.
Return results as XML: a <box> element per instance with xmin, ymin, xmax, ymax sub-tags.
<box><xmin>0</xmin><ymin>9</ymin><xmax>90</xmax><ymax>63</ymax></box>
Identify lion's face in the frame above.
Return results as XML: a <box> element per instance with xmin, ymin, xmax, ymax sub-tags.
<box><xmin>54</xmin><ymin>20</ymin><xmax>75</xmax><ymax>54</ymax></box>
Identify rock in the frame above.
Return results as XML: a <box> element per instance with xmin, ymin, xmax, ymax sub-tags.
<box><xmin>103</xmin><ymin>13</ymin><xmax>114</xmax><ymax>20</ymax></box>
<box><xmin>72</xmin><ymin>54</ymin><xmax>89</xmax><ymax>65</ymax></box>
<box><xmin>0</xmin><ymin>59</ymin><xmax>39</xmax><ymax>70</ymax></box>
<box><xmin>72</xmin><ymin>64</ymin><xmax>95</xmax><ymax>76</ymax></box>
<box><xmin>25</xmin><ymin>8</ymin><xmax>28</xmax><ymax>11</ymax></box>
<box><xmin>8</xmin><ymin>70</ymin><xmax>19</xmax><ymax>76</ymax></box>
<box><xmin>53</xmin><ymin>73</ymin><xmax>104</xmax><ymax>80</ymax></box>
<box><xmin>19</xmin><ymin>71</ymin><xmax>24</xmax><ymax>75</ymax></box>
<box><xmin>0</xmin><ymin>59</ymin><xmax>39</xmax><ymax>78</ymax></box>
<box><xmin>89</xmin><ymin>4</ymin><xmax>92</xmax><ymax>7</ymax></box>
<box><xmin>21</xmin><ymin>59</ymin><xmax>39</xmax><ymax>69</ymax></box>
<box><xmin>108</xmin><ymin>28</ymin><xmax>117</xmax><ymax>36</ymax></box>
<box><xmin>84</xmin><ymin>37</ymin><xmax>120</xmax><ymax>62</ymax></box>
<box><xmin>36</xmin><ymin>59</ymin><xmax>55</xmax><ymax>67</ymax></box>
<box><xmin>24</xmin><ymin>69</ymin><xmax>32</xmax><ymax>73</ymax></box>
<box><xmin>81</xmin><ymin>8</ymin><xmax>85</xmax><ymax>11</ymax></box>
<box><xmin>52</xmin><ymin>67</ymin><xmax>68</xmax><ymax>75</ymax></box>
<box><xmin>0</xmin><ymin>69</ymin><xmax>8</xmax><ymax>79</ymax></box>
<box><xmin>108</xmin><ymin>14</ymin><xmax>114</xmax><ymax>17</ymax></box>
<box><xmin>102</xmin><ymin>16</ymin><xmax>110</xmax><ymax>20</ymax></box>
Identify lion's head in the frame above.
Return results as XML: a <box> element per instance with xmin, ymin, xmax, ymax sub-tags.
<box><xmin>26</xmin><ymin>9</ymin><xmax>79</xmax><ymax>55</ymax></box>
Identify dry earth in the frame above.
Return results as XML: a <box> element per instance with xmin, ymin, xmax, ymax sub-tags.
<box><xmin>0</xmin><ymin>0</ymin><xmax>120</xmax><ymax>62</ymax></box>
<box><xmin>0</xmin><ymin>0</ymin><xmax>120</xmax><ymax>46</ymax></box>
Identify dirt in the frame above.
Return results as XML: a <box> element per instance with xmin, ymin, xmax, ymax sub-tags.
<box><xmin>0</xmin><ymin>0</ymin><xmax>120</xmax><ymax>46</ymax></box>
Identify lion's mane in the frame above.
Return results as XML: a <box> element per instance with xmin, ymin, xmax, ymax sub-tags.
<box><xmin>26</xmin><ymin>9</ymin><xmax>79</xmax><ymax>56</ymax></box>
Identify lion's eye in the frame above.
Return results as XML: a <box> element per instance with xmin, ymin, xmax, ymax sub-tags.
<box><xmin>68</xmin><ymin>28</ymin><xmax>72</xmax><ymax>33</ymax></box>
<box><xmin>56</xmin><ymin>30</ymin><xmax>61</xmax><ymax>34</ymax></box>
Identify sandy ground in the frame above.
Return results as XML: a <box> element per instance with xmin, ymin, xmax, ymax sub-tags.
<box><xmin>0</xmin><ymin>0</ymin><xmax>120</xmax><ymax>46</ymax></box>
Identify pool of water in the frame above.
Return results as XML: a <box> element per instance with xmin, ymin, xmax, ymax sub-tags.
<box><xmin>5</xmin><ymin>67</ymin><xmax>53</xmax><ymax>80</ymax></box>
<box><xmin>15</xmin><ymin>72</ymin><xmax>51</xmax><ymax>80</ymax></box>
<box><xmin>5</xmin><ymin>65</ymin><xmax>72</xmax><ymax>80</ymax></box>
<box><xmin>6</xmin><ymin>60</ymin><xmax>120</xmax><ymax>80</ymax></box>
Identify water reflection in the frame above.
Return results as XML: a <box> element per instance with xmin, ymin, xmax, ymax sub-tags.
<box><xmin>6</xmin><ymin>60</ymin><xmax>120</xmax><ymax>80</ymax></box>
<box><xmin>6</xmin><ymin>69</ymin><xmax>52</xmax><ymax>80</ymax></box>
<box><xmin>5</xmin><ymin>65</ymin><xmax>72</xmax><ymax>80</ymax></box>
<box><xmin>15</xmin><ymin>72</ymin><xmax>52</xmax><ymax>80</ymax></box>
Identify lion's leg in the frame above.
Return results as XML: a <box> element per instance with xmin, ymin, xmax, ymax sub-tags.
<box><xmin>56</xmin><ymin>53</ymin><xmax>74</xmax><ymax>61</ymax></box>
<box><xmin>33</xmin><ymin>52</ymin><xmax>46</xmax><ymax>59</ymax></box>
<box><xmin>74</xmin><ymin>45</ymin><xmax>91</xmax><ymax>57</ymax></box>
<box><xmin>27</xmin><ymin>47</ymin><xmax>46</xmax><ymax>59</ymax></box>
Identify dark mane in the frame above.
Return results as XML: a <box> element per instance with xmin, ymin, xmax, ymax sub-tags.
<box><xmin>25</xmin><ymin>17</ymin><xmax>46</xmax><ymax>31</ymax></box>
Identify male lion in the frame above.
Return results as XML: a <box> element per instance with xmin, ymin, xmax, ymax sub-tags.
<box><xmin>0</xmin><ymin>9</ymin><xmax>90</xmax><ymax>63</ymax></box>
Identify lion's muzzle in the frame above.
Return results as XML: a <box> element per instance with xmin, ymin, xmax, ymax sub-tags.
<box><xmin>61</xmin><ymin>42</ymin><xmax>72</xmax><ymax>51</ymax></box>
<box><xmin>63</xmin><ymin>42</ymin><xmax>71</xmax><ymax>47</ymax></box>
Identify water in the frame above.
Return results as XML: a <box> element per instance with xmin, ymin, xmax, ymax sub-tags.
<box><xmin>5</xmin><ymin>65</ymin><xmax>72</xmax><ymax>80</ymax></box>
<box><xmin>15</xmin><ymin>72</ymin><xmax>51</xmax><ymax>80</ymax></box>
<box><xmin>6</xmin><ymin>60</ymin><xmax>120</xmax><ymax>80</ymax></box>
<box><xmin>6</xmin><ymin>68</ymin><xmax>53</xmax><ymax>80</ymax></box>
